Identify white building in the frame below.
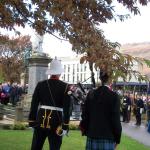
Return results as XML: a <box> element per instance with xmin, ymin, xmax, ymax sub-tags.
<box><xmin>58</xmin><ymin>55</ymin><xmax>145</xmax><ymax>86</ymax></box>
<box><xmin>59</xmin><ymin>56</ymin><xmax>100</xmax><ymax>85</ymax></box>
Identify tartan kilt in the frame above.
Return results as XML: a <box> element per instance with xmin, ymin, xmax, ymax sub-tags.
<box><xmin>86</xmin><ymin>137</ymin><xmax>115</xmax><ymax>150</ymax></box>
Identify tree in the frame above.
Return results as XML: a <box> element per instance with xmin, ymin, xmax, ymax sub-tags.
<box><xmin>0</xmin><ymin>35</ymin><xmax>32</xmax><ymax>83</ymax></box>
<box><xmin>0</xmin><ymin>0</ymin><xmax>150</xmax><ymax>83</ymax></box>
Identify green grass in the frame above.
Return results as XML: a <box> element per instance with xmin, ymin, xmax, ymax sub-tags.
<box><xmin>0</xmin><ymin>130</ymin><xmax>149</xmax><ymax>150</ymax></box>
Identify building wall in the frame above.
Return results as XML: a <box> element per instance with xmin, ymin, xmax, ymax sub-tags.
<box><xmin>59</xmin><ymin>56</ymin><xmax>99</xmax><ymax>85</ymax></box>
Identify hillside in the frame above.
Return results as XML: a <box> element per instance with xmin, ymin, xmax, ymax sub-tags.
<box><xmin>121</xmin><ymin>42</ymin><xmax>150</xmax><ymax>59</ymax></box>
<box><xmin>121</xmin><ymin>43</ymin><xmax>150</xmax><ymax>76</ymax></box>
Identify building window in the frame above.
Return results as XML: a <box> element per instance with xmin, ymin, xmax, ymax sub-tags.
<box><xmin>77</xmin><ymin>73</ymin><xmax>79</xmax><ymax>82</ymax></box>
<box><xmin>80</xmin><ymin>73</ymin><xmax>83</xmax><ymax>82</ymax></box>
<box><xmin>64</xmin><ymin>74</ymin><xmax>65</xmax><ymax>81</ymax></box>
<box><xmin>68</xmin><ymin>74</ymin><xmax>70</xmax><ymax>82</ymax></box>
<box><xmin>77</xmin><ymin>64</ymin><xmax>79</xmax><ymax>72</ymax></box>
<box><xmin>84</xmin><ymin>73</ymin><xmax>86</xmax><ymax>81</ymax></box>
<box><xmin>81</xmin><ymin>64</ymin><xmax>83</xmax><ymax>72</ymax></box>
<box><xmin>64</xmin><ymin>65</ymin><xmax>66</xmax><ymax>72</ymax></box>
<box><xmin>73</xmin><ymin>64</ymin><xmax>75</xmax><ymax>74</ymax></box>
<box><xmin>68</xmin><ymin>64</ymin><xmax>70</xmax><ymax>72</ymax></box>
<box><xmin>84</xmin><ymin>64</ymin><xmax>87</xmax><ymax>72</ymax></box>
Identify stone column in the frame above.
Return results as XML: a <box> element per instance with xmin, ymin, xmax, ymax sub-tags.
<box><xmin>28</xmin><ymin>55</ymin><xmax>51</xmax><ymax>94</ymax></box>
<box><xmin>15</xmin><ymin>107</ymin><xmax>23</xmax><ymax>121</ymax></box>
<box><xmin>23</xmin><ymin>54</ymin><xmax>51</xmax><ymax>109</ymax></box>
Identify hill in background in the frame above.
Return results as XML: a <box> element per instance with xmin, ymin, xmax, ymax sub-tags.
<box><xmin>121</xmin><ymin>42</ymin><xmax>150</xmax><ymax>76</ymax></box>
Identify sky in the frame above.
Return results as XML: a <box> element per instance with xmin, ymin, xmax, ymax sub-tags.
<box><xmin>101</xmin><ymin>3</ymin><xmax>150</xmax><ymax>44</ymax></box>
<box><xmin>1</xmin><ymin>3</ymin><xmax>150</xmax><ymax>58</ymax></box>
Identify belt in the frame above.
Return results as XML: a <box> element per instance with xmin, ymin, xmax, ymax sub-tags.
<box><xmin>40</xmin><ymin>105</ymin><xmax>63</xmax><ymax>112</ymax></box>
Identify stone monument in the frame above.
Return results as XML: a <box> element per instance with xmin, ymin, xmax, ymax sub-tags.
<box><xmin>22</xmin><ymin>33</ymin><xmax>51</xmax><ymax>112</ymax></box>
<box><xmin>28</xmin><ymin>33</ymin><xmax>51</xmax><ymax>94</ymax></box>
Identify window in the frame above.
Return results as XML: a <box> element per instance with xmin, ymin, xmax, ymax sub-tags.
<box><xmin>68</xmin><ymin>64</ymin><xmax>70</xmax><ymax>72</ymax></box>
<box><xmin>80</xmin><ymin>73</ymin><xmax>83</xmax><ymax>81</ymax></box>
<box><xmin>81</xmin><ymin>64</ymin><xmax>83</xmax><ymax>72</ymax></box>
<box><xmin>64</xmin><ymin>65</ymin><xmax>66</xmax><ymax>72</ymax></box>
<box><xmin>68</xmin><ymin>74</ymin><xmax>70</xmax><ymax>82</ymax></box>
<box><xmin>73</xmin><ymin>64</ymin><xmax>75</xmax><ymax>74</ymax></box>
<box><xmin>63</xmin><ymin>74</ymin><xmax>65</xmax><ymax>81</ymax></box>
<box><xmin>84</xmin><ymin>64</ymin><xmax>87</xmax><ymax>72</ymax></box>
<box><xmin>77</xmin><ymin>73</ymin><xmax>79</xmax><ymax>82</ymax></box>
<box><xmin>77</xmin><ymin>64</ymin><xmax>79</xmax><ymax>72</ymax></box>
<box><xmin>84</xmin><ymin>73</ymin><xmax>86</xmax><ymax>81</ymax></box>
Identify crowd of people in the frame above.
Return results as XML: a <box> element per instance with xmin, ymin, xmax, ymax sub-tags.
<box><xmin>118</xmin><ymin>90</ymin><xmax>150</xmax><ymax>127</ymax></box>
<box><xmin>0</xmin><ymin>82</ymin><xmax>27</xmax><ymax>106</ymax></box>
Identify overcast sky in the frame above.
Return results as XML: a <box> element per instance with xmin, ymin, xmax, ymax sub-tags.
<box><xmin>101</xmin><ymin>3</ymin><xmax>150</xmax><ymax>44</ymax></box>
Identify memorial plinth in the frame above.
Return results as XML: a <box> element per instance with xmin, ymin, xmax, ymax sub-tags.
<box><xmin>23</xmin><ymin>54</ymin><xmax>51</xmax><ymax>109</ymax></box>
<box><xmin>28</xmin><ymin>55</ymin><xmax>51</xmax><ymax>94</ymax></box>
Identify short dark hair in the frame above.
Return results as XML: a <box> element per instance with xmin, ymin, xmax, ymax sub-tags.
<box><xmin>99</xmin><ymin>71</ymin><xmax>109</xmax><ymax>84</ymax></box>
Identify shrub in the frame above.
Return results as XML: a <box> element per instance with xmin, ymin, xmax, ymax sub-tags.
<box><xmin>12</xmin><ymin>123</ymin><xmax>27</xmax><ymax>130</ymax></box>
<box><xmin>69</xmin><ymin>123</ymin><xmax>79</xmax><ymax>130</ymax></box>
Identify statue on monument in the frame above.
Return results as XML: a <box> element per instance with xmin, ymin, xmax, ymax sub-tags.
<box><xmin>31</xmin><ymin>32</ymin><xmax>47</xmax><ymax>57</ymax></box>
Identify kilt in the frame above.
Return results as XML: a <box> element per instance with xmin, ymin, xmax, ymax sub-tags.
<box><xmin>86</xmin><ymin>137</ymin><xmax>115</xmax><ymax>150</ymax></box>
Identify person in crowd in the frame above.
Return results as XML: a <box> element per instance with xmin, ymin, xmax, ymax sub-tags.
<box><xmin>116</xmin><ymin>88</ymin><xmax>124</xmax><ymax>122</ymax></box>
<box><xmin>146</xmin><ymin>98</ymin><xmax>150</xmax><ymax>133</ymax></box>
<box><xmin>142</xmin><ymin>95</ymin><xmax>147</xmax><ymax>114</ymax></box>
<box><xmin>134</xmin><ymin>94</ymin><xmax>144</xmax><ymax>126</ymax></box>
<box><xmin>28</xmin><ymin>57</ymin><xmax>72</xmax><ymax>150</ymax></box>
<box><xmin>117</xmin><ymin>87</ymin><xmax>123</xmax><ymax>96</ymax></box>
<box><xmin>23</xmin><ymin>84</ymin><xmax>28</xmax><ymax>94</ymax></box>
<box><xmin>80</xmin><ymin>70</ymin><xmax>122</xmax><ymax>150</ymax></box>
<box><xmin>2</xmin><ymin>82</ymin><xmax>11</xmax><ymax>105</ymax></box>
<box><xmin>72</xmin><ymin>86</ymin><xmax>82</xmax><ymax>120</ymax></box>
<box><xmin>17</xmin><ymin>84</ymin><xmax>24</xmax><ymax>101</ymax></box>
<box><xmin>10</xmin><ymin>83</ymin><xmax>19</xmax><ymax>106</ymax></box>
<box><xmin>122</xmin><ymin>92</ymin><xmax>132</xmax><ymax>123</ymax></box>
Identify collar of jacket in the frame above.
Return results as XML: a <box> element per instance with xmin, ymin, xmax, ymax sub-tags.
<box><xmin>50</xmin><ymin>75</ymin><xmax>60</xmax><ymax>80</ymax></box>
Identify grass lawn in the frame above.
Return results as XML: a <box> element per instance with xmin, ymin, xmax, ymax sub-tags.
<box><xmin>0</xmin><ymin>130</ymin><xmax>150</xmax><ymax>150</ymax></box>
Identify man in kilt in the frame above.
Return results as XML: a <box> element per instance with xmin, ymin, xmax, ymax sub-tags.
<box><xmin>80</xmin><ymin>70</ymin><xmax>122</xmax><ymax>150</ymax></box>
<box><xmin>28</xmin><ymin>57</ymin><xmax>72</xmax><ymax>150</ymax></box>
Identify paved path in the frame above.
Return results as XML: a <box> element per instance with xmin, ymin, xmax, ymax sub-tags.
<box><xmin>122</xmin><ymin>122</ymin><xmax>150</xmax><ymax>147</ymax></box>
<box><xmin>0</xmin><ymin>116</ymin><xmax>14</xmax><ymax>126</ymax></box>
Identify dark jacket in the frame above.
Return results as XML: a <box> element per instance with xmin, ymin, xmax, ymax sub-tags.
<box><xmin>135</xmin><ymin>98</ymin><xmax>144</xmax><ymax>115</ymax></box>
<box><xmin>122</xmin><ymin>96</ymin><xmax>132</xmax><ymax>110</ymax></box>
<box><xmin>28</xmin><ymin>79</ymin><xmax>72</xmax><ymax>130</ymax></box>
<box><xmin>135</xmin><ymin>98</ymin><xmax>144</xmax><ymax>109</ymax></box>
<box><xmin>80</xmin><ymin>86</ymin><xmax>122</xmax><ymax>144</ymax></box>
<box><xmin>147</xmin><ymin>101</ymin><xmax>150</xmax><ymax>121</ymax></box>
